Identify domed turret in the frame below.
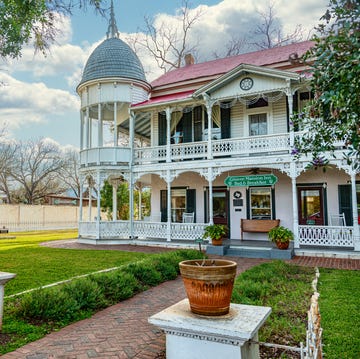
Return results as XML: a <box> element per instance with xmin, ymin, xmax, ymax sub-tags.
<box><xmin>77</xmin><ymin>0</ymin><xmax>150</xmax><ymax>92</ymax></box>
<box><xmin>77</xmin><ymin>0</ymin><xmax>150</xmax><ymax>155</ymax></box>
<box><xmin>78</xmin><ymin>37</ymin><xmax>147</xmax><ymax>87</ymax></box>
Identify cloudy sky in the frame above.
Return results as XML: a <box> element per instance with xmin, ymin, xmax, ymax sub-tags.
<box><xmin>0</xmin><ymin>0</ymin><xmax>328</xmax><ymax>148</ymax></box>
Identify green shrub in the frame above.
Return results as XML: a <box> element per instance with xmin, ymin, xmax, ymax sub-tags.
<box><xmin>125</xmin><ymin>260</ymin><xmax>163</xmax><ymax>288</ymax></box>
<box><xmin>18</xmin><ymin>288</ymin><xmax>78</xmax><ymax>323</ymax></box>
<box><xmin>90</xmin><ymin>271</ymin><xmax>139</xmax><ymax>304</ymax></box>
<box><xmin>13</xmin><ymin>249</ymin><xmax>202</xmax><ymax>327</ymax></box>
<box><xmin>63</xmin><ymin>278</ymin><xmax>106</xmax><ymax>312</ymax></box>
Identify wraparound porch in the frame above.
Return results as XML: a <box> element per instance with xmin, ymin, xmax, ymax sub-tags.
<box><xmin>78</xmin><ymin>220</ymin><xmax>360</xmax><ymax>256</ymax></box>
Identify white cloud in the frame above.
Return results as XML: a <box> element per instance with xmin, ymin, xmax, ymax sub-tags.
<box><xmin>0</xmin><ymin>73</ymin><xmax>79</xmax><ymax>130</ymax></box>
<box><xmin>132</xmin><ymin>0</ymin><xmax>328</xmax><ymax>72</ymax></box>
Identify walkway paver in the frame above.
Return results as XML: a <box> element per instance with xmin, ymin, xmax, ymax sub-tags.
<box><xmin>2</xmin><ymin>244</ymin><xmax>360</xmax><ymax>358</ymax></box>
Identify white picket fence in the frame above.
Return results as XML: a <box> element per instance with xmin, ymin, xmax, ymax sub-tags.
<box><xmin>253</xmin><ymin>267</ymin><xmax>323</xmax><ymax>358</ymax></box>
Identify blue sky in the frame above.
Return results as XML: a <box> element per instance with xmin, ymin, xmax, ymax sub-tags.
<box><xmin>0</xmin><ymin>0</ymin><xmax>327</xmax><ymax>148</ymax></box>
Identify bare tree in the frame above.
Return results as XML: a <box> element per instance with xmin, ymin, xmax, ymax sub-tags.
<box><xmin>10</xmin><ymin>139</ymin><xmax>65</xmax><ymax>204</ymax></box>
<box><xmin>58</xmin><ymin>148</ymin><xmax>81</xmax><ymax>198</ymax></box>
<box><xmin>250</xmin><ymin>3</ymin><xmax>304</xmax><ymax>50</ymax></box>
<box><xmin>212</xmin><ymin>34</ymin><xmax>247</xmax><ymax>59</ymax></box>
<box><xmin>129</xmin><ymin>0</ymin><xmax>203</xmax><ymax>73</ymax></box>
<box><xmin>0</xmin><ymin>127</ymin><xmax>17</xmax><ymax>203</ymax></box>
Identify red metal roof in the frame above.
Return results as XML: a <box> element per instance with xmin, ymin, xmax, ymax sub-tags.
<box><xmin>151</xmin><ymin>41</ymin><xmax>314</xmax><ymax>88</ymax></box>
<box><xmin>132</xmin><ymin>90</ymin><xmax>195</xmax><ymax>107</ymax></box>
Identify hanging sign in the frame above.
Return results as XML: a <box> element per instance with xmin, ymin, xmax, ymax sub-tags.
<box><xmin>224</xmin><ymin>174</ymin><xmax>278</xmax><ymax>187</ymax></box>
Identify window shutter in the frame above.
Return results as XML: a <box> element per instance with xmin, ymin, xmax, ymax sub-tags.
<box><xmin>160</xmin><ymin>190</ymin><xmax>167</xmax><ymax>222</ymax></box>
<box><xmin>182</xmin><ymin>111</ymin><xmax>193</xmax><ymax>143</ymax></box>
<box><xmin>186</xmin><ymin>189</ymin><xmax>196</xmax><ymax>222</ymax></box>
<box><xmin>158</xmin><ymin>112</ymin><xmax>167</xmax><ymax>146</ymax></box>
<box><xmin>221</xmin><ymin>107</ymin><xmax>231</xmax><ymax>139</ymax></box>
<box><xmin>338</xmin><ymin>185</ymin><xmax>353</xmax><ymax>225</ymax></box>
<box><xmin>193</xmin><ymin>106</ymin><xmax>202</xmax><ymax>142</ymax></box>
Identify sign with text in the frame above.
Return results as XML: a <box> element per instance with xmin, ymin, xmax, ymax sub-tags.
<box><xmin>224</xmin><ymin>174</ymin><xmax>278</xmax><ymax>187</ymax></box>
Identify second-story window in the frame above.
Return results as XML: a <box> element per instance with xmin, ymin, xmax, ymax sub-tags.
<box><xmin>249</xmin><ymin>113</ymin><xmax>267</xmax><ymax>136</ymax></box>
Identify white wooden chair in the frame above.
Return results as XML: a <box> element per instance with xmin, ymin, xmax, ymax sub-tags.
<box><xmin>182</xmin><ymin>212</ymin><xmax>194</xmax><ymax>223</ymax></box>
<box><xmin>329</xmin><ymin>213</ymin><xmax>346</xmax><ymax>226</ymax></box>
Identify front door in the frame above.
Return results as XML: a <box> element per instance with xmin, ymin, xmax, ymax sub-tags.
<box><xmin>212</xmin><ymin>189</ymin><xmax>229</xmax><ymax>226</ymax></box>
<box><xmin>297</xmin><ymin>186</ymin><xmax>325</xmax><ymax>225</ymax></box>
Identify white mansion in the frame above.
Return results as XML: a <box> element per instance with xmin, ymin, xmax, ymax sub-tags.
<box><xmin>76</xmin><ymin>6</ymin><xmax>360</xmax><ymax>257</ymax></box>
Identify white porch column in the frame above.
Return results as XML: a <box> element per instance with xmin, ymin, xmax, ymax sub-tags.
<box><xmin>79</xmin><ymin>181</ymin><xmax>83</xmax><ymax>222</ymax></box>
<box><xmin>129</xmin><ymin>111</ymin><xmax>135</xmax><ymax>158</ymax></box>
<box><xmin>109</xmin><ymin>178</ymin><xmax>122</xmax><ymax>221</ymax></box>
<box><xmin>88</xmin><ymin>179</ymin><xmax>92</xmax><ymax>221</ymax></box>
<box><xmin>205</xmin><ymin>101</ymin><xmax>213</xmax><ymax>160</ymax></box>
<box><xmin>113</xmin><ymin>186</ymin><xmax>117</xmax><ymax>220</ymax></box>
<box><xmin>129</xmin><ymin>173</ymin><xmax>135</xmax><ymax>239</ymax></box>
<box><xmin>129</xmin><ymin>111</ymin><xmax>135</xmax><ymax>238</ymax></box>
<box><xmin>291</xmin><ymin>174</ymin><xmax>299</xmax><ymax>248</ymax></box>
<box><xmin>208</xmin><ymin>167</ymin><xmax>214</xmax><ymax>225</ymax></box>
<box><xmin>165</xmin><ymin>107</ymin><xmax>172</xmax><ymax>163</ymax></box>
<box><xmin>96</xmin><ymin>171</ymin><xmax>102</xmax><ymax>239</ymax></box>
<box><xmin>350</xmin><ymin>172</ymin><xmax>360</xmax><ymax>250</ymax></box>
<box><xmin>85</xmin><ymin>107</ymin><xmax>90</xmax><ymax>149</ymax></box>
<box><xmin>89</xmin><ymin>114</ymin><xmax>93</xmax><ymax>148</ymax></box>
<box><xmin>80</xmin><ymin>110</ymin><xmax>84</xmax><ymax>150</ymax></box>
<box><xmin>98</xmin><ymin>103</ymin><xmax>103</xmax><ymax>147</ymax></box>
<box><xmin>114</xmin><ymin>102</ymin><xmax>118</xmax><ymax>146</ymax></box>
<box><xmin>167</xmin><ymin>170</ymin><xmax>172</xmax><ymax>241</ymax></box>
<box><xmin>287</xmin><ymin>89</ymin><xmax>294</xmax><ymax>148</ymax></box>
<box><xmin>137</xmin><ymin>183</ymin><xmax>142</xmax><ymax>220</ymax></box>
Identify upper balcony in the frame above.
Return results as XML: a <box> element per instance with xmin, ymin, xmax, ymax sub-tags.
<box><xmin>80</xmin><ymin>147</ymin><xmax>131</xmax><ymax>169</ymax></box>
<box><xmin>79</xmin><ymin>132</ymin><xmax>291</xmax><ymax>169</ymax></box>
<box><xmin>134</xmin><ymin>132</ymin><xmax>291</xmax><ymax>165</ymax></box>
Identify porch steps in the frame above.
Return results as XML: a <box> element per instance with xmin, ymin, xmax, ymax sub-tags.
<box><xmin>206</xmin><ymin>240</ymin><xmax>294</xmax><ymax>259</ymax></box>
<box><xmin>226</xmin><ymin>246</ymin><xmax>294</xmax><ymax>260</ymax></box>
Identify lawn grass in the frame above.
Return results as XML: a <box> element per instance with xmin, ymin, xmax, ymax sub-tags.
<box><xmin>231</xmin><ymin>261</ymin><xmax>360</xmax><ymax>358</ymax></box>
<box><xmin>0</xmin><ymin>230</ymin><xmax>149</xmax><ymax>295</ymax></box>
<box><xmin>319</xmin><ymin>268</ymin><xmax>360</xmax><ymax>359</ymax></box>
<box><xmin>231</xmin><ymin>261</ymin><xmax>314</xmax><ymax>358</ymax></box>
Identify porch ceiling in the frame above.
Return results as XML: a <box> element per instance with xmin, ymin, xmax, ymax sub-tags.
<box><xmin>120</xmin><ymin>112</ymin><xmax>151</xmax><ymax>139</ymax></box>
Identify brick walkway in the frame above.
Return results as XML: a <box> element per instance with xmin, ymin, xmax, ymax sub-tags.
<box><xmin>3</xmin><ymin>244</ymin><xmax>360</xmax><ymax>358</ymax></box>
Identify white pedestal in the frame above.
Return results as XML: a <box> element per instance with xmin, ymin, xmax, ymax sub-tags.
<box><xmin>0</xmin><ymin>271</ymin><xmax>16</xmax><ymax>331</ymax></box>
<box><xmin>149</xmin><ymin>299</ymin><xmax>271</xmax><ymax>359</ymax></box>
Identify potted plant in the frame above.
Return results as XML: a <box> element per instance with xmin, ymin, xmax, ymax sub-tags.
<box><xmin>268</xmin><ymin>226</ymin><xmax>294</xmax><ymax>249</ymax></box>
<box><xmin>179</xmin><ymin>259</ymin><xmax>237</xmax><ymax>316</ymax></box>
<box><xmin>202</xmin><ymin>224</ymin><xmax>227</xmax><ymax>246</ymax></box>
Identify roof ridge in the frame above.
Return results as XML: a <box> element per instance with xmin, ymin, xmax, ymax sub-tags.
<box><xmin>151</xmin><ymin>40</ymin><xmax>314</xmax><ymax>88</ymax></box>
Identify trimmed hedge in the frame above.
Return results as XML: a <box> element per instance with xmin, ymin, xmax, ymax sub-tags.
<box><xmin>14</xmin><ymin>249</ymin><xmax>201</xmax><ymax>325</ymax></box>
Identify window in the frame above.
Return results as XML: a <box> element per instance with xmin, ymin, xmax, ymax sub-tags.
<box><xmin>171</xmin><ymin>189</ymin><xmax>186</xmax><ymax>222</ymax></box>
<box><xmin>249</xmin><ymin>187</ymin><xmax>272</xmax><ymax>219</ymax></box>
<box><xmin>249</xmin><ymin>114</ymin><xmax>267</xmax><ymax>136</ymax></box>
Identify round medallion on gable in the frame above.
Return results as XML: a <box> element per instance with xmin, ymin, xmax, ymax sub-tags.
<box><xmin>240</xmin><ymin>77</ymin><xmax>253</xmax><ymax>91</ymax></box>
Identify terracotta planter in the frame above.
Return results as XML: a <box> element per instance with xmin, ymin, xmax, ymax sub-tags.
<box><xmin>275</xmin><ymin>240</ymin><xmax>290</xmax><ymax>250</ymax></box>
<box><xmin>211</xmin><ymin>238</ymin><xmax>223</xmax><ymax>246</ymax></box>
<box><xmin>179</xmin><ymin>259</ymin><xmax>237</xmax><ymax>316</ymax></box>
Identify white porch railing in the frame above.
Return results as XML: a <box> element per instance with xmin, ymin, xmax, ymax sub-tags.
<box><xmin>134</xmin><ymin>221</ymin><xmax>167</xmax><ymax>239</ymax></box>
<box><xmin>299</xmin><ymin>225</ymin><xmax>354</xmax><ymax>247</ymax></box>
<box><xmin>134</xmin><ymin>133</ymin><xmax>290</xmax><ymax>165</ymax></box>
<box><xmin>80</xmin><ymin>147</ymin><xmax>131</xmax><ymax>167</ymax></box>
<box><xmin>80</xmin><ymin>222</ymin><xmax>356</xmax><ymax>248</ymax></box>
<box><xmin>79</xmin><ymin>220</ymin><xmax>207</xmax><ymax>241</ymax></box>
<box><xmin>212</xmin><ymin>133</ymin><xmax>290</xmax><ymax>157</ymax></box>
